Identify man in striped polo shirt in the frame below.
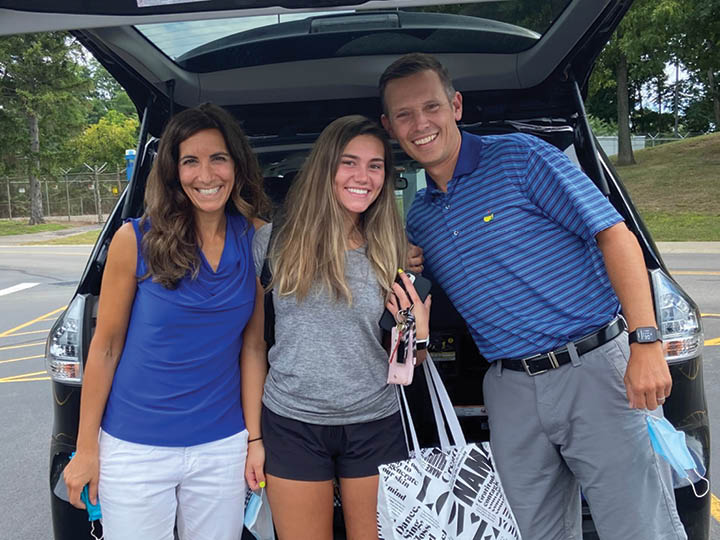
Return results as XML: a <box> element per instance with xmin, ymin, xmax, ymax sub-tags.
<box><xmin>379</xmin><ymin>53</ymin><xmax>686</xmax><ymax>539</ymax></box>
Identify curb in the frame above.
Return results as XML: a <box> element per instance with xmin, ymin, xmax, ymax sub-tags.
<box><xmin>656</xmin><ymin>242</ymin><xmax>720</xmax><ymax>255</ymax></box>
<box><xmin>0</xmin><ymin>225</ymin><xmax>101</xmax><ymax>246</ymax></box>
<box><xmin>1</xmin><ymin>234</ymin><xmax>719</xmax><ymax>254</ymax></box>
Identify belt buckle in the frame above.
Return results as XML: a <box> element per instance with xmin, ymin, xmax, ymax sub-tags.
<box><xmin>521</xmin><ymin>354</ymin><xmax>546</xmax><ymax>376</ymax></box>
<box><xmin>547</xmin><ymin>350</ymin><xmax>560</xmax><ymax>369</ymax></box>
<box><xmin>520</xmin><ymin>351</ymin><xmax>559</xmax><ymax>376</ymax></box>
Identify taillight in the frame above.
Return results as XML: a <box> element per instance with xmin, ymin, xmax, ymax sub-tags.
<box><xmin>45</xmin><ymin>295</ymin><xmax>85</xmax><ymax>385</ymax></box>
<box><xmin>651</xmin><ymin>270</ymin><xmax>703</xmax><ymax>363</ymax></box>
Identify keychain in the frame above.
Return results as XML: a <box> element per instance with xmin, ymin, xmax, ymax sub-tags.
<box><xmin>387</xmin><ymin>306</ymin><xmax>416</xmax><ymax>385</ymax></box>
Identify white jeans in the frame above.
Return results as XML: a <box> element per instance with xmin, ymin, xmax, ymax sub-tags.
<box><xmin>98</xmin><ymin>429</ymin><xmax>248</xmax><ymax>540</ymax></box>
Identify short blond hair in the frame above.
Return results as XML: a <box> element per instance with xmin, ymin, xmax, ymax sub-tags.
<box><xmin>379</xmin><ymin>53</ymin><xmax>455</xmax><ymax>113</ymax></box>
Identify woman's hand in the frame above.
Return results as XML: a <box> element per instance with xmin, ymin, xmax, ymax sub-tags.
<box><xmin>386</xmin><ymin>270</ymin><xmax>432</xmax><ymax>343</ymax></box>
<box><xmin>63</xmin><ymin>450</ymin><xmax>99</xmax><ymax>509</ymax></box>
<box><xmin>245</xmin><ymin>440</ymin><xmax>266</xmax><ymax>491</ymax></box>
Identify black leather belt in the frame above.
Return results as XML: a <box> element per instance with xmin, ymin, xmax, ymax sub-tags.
<box><xmin>501</xmin><ymin>317</ymin><xmax>626</xmax><ymax>376</ymax></box>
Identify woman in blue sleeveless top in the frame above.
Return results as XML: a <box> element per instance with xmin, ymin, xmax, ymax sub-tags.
<box><xmin>63</xmin><ymin>103</ymin><xmax>269</xmax><ymax>540</ymax></box>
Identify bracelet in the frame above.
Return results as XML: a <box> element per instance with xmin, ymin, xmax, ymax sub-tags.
<box><xmin>248</xmin><ymin>436</ymin><xmax>263</xmax><ymax>443</ymax></box>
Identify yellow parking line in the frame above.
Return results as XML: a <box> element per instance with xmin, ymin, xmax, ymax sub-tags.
<box><xmin>673</xmin><ymin>271</ymin><xmax>720</xmax><ymax>276</ymax></box>
<box><xmin>0</xmin><ymin>329</ymin><xmax>51</xmax><ymax>338</ymax></box>
<box><xmin>712</xmin><ymin>493</ymin><xmax>720</xmax><ymax>523</ymax></box>
<box><xmin>0</xmin><ymin>306</ymin><xmax>66</xmax><ymax>337</ymax></box>
<box><xmin>701</xmin><ymin>313</ymin><xmax>720</xmax><ymax>318</ymax></box>
<box><xmin>0</xmin><ymin>370</ymin><xmax>49</xmax><ymax>383</ymax></box>
<box><xmin>0</xmin><ymin>377</ymin><xmax>50</xmax><ymax>382</ymax></box>
<box><xmin>0</xmin><ymin>341</ymin><xmax>45</xmax><ymax>351</ymax></box>
<box><xmin>706</xmin><ymin>337</ymin><xmax>720</xmax><ymax>346</ymax></box>
<box><xmin>0</xmin><ymin>370</ymin><xmax>46</xmax><ymax>381</ymax></box>
<box><xmin>0</xmin><ymin>354</ymin><xmax>44</xmax><ymax>365</ymax></box>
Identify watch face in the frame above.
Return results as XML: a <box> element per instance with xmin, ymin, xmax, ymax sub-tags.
<box><xmin>637</xmin><ymin>327</ymin><xmax>658</xmax><ymax>342</ymax></box>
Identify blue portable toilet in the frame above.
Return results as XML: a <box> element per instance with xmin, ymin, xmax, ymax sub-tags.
<box><xmin>125</xmin><ymin>149</ymin><xmax>136</xmax><ymax>181</ymax></box>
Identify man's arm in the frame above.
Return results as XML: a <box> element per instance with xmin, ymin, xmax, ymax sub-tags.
<box><xmin>596</xmin><ymin>222</ymin><xmax>671</xmax><ymax>410</ymax></box>
<box><xmin>406</xmin><ymin>243</ymin><xmax>424</xmax><ymax>273</ymax></box>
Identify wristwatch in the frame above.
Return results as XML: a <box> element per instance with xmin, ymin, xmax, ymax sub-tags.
<box><xmin>628</xmin><ymin>326</ymin><xmax>661</xmax><ymax>345</ymax></box>
<box><xmin>416</xmin><ymin>337</ymin><xmax>429</xmax><ymax>351</ymax></box>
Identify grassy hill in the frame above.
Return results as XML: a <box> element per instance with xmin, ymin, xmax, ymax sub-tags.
<box><xmin>612</xmin><ymin>132</ymin><xmax>720</xmax><ymax>241</ymax></box>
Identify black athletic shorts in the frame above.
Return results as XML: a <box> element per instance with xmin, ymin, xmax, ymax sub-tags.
<box><xmin>262</xmin><ymin>405</ymin><xmax>408</xmax><ymax>481</ymax></box>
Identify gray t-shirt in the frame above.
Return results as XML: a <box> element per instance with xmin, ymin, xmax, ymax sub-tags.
<box><xmin>253</xmin><ymin>223</ymin><xmax>398</xmax><ymax>425</ymax></box>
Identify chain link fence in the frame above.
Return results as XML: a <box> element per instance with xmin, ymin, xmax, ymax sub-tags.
<box><xmin>3</xmin><ymin>131</ymin><xmax>712</xmax><ymax>220</ymax></box>
<box><xmin>0</xmin><ymin>168</ymin><xmax>128</xmax><ymax>222</ymax></box>
<box><xmin>596</xmin><ymin>132</ymin><xmax>711</xmax><ymax>157</ymax></box>
<box><xmin>643</xmin><ymin>132</ymin><xmax>709</xmax><ymax>148</ymax></box>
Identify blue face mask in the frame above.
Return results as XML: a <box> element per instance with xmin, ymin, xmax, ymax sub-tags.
<box><xmin>244</xmin><ymin>488</ymin><xmax>275</xmax><ymax>540</ymax></box>
<box><xmin>646</xmin><ymin>415</ymin><xmax>709</xmax><ymax>498</ymax></box>
<box><xmin>244</xmin><ymin>490</ymin><xmax>262</xmax><ymax>526</ymax></box>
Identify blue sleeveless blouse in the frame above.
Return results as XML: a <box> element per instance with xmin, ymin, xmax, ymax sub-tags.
<box><xmin>102</xmin><ymin>212</ymin><xmax>255</xmax><ymax>446</ymax></box>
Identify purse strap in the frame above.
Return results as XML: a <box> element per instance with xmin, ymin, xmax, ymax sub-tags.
<box><xmin>423</xmin><ymin>355</ymin><xmax>467</xmax><ymax>448</ymax></box>
<box><xmin>397</xmin><ymin>354</ymin><xmax>467</xmax><ymax>456</ymax></box>
<box><xmin>397</xmin><ymin>383</ymin><xmax>422</xmax><ymax>458</ymax></box>
<box><xmin>425</xmin><ymin>357</ymin><xmax>450</xmax><ymax>449</ymax></box>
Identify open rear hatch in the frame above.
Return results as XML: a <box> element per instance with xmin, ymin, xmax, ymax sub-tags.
<box><xmin>0</xmin><ymin>0</ymin><xmax>633</xmax><ymax>137</ymax></box>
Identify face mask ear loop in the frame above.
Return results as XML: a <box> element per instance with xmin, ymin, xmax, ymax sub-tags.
<box><xmin>90</xmin><ymin>520</ymin><xmax>103</xmax><ymax>540</ymax></box>
<box><xmin>688</xmin><ymin>469</ymin><xmax>710</xmax><ymax>498</ymax></box>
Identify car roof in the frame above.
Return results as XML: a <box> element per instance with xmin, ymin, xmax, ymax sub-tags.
<box><xmin>0</xmin><ymin>0</ymin><xmax>633</xmax><ymax>137</ymax></box>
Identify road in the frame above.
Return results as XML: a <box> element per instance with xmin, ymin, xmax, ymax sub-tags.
<box><xmin>663</xmin><ymin>253</ymin><xmax>720</xmax><ymax>540</ymax></box>
<box><xmin>0</xmin><ymin>245</ymin><xmax>91</xmax><ymax>540</ymax></box>
<box><xmin>0</xmin><ymin>245</ymin><xmax>718</xmax><ymax>539</ymax></box>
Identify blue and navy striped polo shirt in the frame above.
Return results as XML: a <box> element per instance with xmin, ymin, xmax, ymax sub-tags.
<box><xmin>406</xmin><ymin>132</ymin><xmax>623</xmax><ymax>361</ymax></box>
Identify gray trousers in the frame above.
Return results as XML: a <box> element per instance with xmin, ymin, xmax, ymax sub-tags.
<box><xmin>483</xmin><ymin>332</ymin><xmax>687</xmax><ymax>540</ymax></box>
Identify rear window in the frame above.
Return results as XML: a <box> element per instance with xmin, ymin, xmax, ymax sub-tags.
<box><xmin>136</xmin><ymin>0</ymin><xmax>571</xmax><ymax>71</ymax></box>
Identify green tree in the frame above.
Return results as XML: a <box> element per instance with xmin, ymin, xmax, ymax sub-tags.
<box><xmin>70</xmin><ymin>109</ymin><xmax>139</xmax><ymax>168</ymax></box>
<box><xmin>0</xmin><ymin>33</ymin><xmax>90</xmax><ymax>223</ymax></box>
<box><xmin>586</xmin><ymin>56</ymin><xmax>618</xmax><ymax>125</ymax></box>
<box><xmin>675</xmin><ymin>0</ymin><xmax>720</xmax><ymax>130</ymax></box>
<box><xmin>85</xmin><ymin>58</ymin><xmax>136</xmax><ymax>124</ymax></box>
<box><xmin>0</xmin><ymin>104</ymin><xmax>25</xmax><ymax>175</ymax></box>
<box><xmin>587</xmin><ymin>114</ymin><xmax>618</xmax><ymax>136</ymax></box>
<box><xmin>682</xmin><ymin>83</ymin><xmax>715</xmax><ymax>133</ymax></box>
<box><xmin>589</xmin><ymin>0</ymin><xmax>681</xmax><ymax>165</ymax></box>
<box><xmin>631</xmin><ymin>109</ymin><xmax>675</xmax><ymax>134</ymax></box>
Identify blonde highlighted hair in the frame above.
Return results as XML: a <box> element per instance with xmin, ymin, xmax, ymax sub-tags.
<box><xmin>270</xmin><ymin>115</ymin><xmax>406</xmax><ymax>303</ymax></box>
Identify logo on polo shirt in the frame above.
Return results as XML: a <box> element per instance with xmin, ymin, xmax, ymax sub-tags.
<box><xmin>483</xmin><ymin>212</ymin><xmax>494</xmax><ymax>223</ymax></box>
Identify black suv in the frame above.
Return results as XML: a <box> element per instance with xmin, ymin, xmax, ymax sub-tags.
<box><xmin>0</xmin><ymin>0</ymin><xmax>709</xmax><ymax>538</ymax></box>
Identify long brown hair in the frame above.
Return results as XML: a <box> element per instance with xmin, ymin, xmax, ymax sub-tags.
<box><xmin>270</xmin><ymin>115</ymin><xmax>406</xmax><ymax>303</ymax></box>
<box><xmin>141</xmin><ymin>103</ymin><xmax>269</xmax><ymax>288</ymax></box>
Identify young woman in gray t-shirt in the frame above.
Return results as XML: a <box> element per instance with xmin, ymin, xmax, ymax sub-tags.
<box><xmin>241</xmin><ymin>115</ymin><xmax>431</xmax><ymax>540</ymax></box>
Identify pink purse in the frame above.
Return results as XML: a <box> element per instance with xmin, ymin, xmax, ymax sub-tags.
<box><xmin>387</xmin><ymin>307</ymin><xmax>416</xmax><ymax>386</ymax></box>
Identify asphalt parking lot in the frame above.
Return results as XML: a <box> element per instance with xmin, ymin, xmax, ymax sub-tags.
<box><xmin>0</xmin><ymin>242</ymin><xmax>718</xmax><ymax>539</ymax></box>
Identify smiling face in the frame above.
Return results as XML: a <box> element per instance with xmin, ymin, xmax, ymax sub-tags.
<box><xmin>381</xmin><ymin>69</ymin><xmax>463</xmax><ymax>186</ymax></box>
<box><xmin>333</xmin><ymin>134</ymin><xmax>386</xmax><ymax>224</ymax></box>
<box><xmin>177</xmin><ymin>128</ymin><xmax>236</xmax><ymax>219</ymax></box>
